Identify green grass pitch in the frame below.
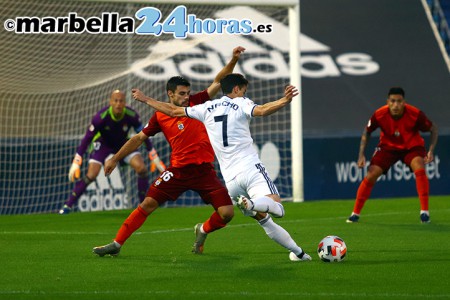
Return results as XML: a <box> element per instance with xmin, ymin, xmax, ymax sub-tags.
<box><xmin>1</xmin><ymin>196</ymin><xmax>449</xmax><ymax>299</ymax></box>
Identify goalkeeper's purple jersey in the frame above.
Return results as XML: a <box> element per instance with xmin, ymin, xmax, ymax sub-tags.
<box><xmin>76</xmin><ymin>106</ymin><xmax>152</xmax><ymax>156</ymax></box>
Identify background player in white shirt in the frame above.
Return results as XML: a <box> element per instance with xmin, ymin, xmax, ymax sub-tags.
<box><xmin>132</xmin><ymin>73</ymin><xmax>311</xmax><ymax>261</ymax></box>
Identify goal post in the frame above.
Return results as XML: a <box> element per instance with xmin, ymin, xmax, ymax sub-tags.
<box><xmin>289</xmin><ymin>3</ymin><xmax>304</xmax><ymax>202</ymax></box>
<box><xmin>0</xmin><ymin>0</ymin><xmax>303</xmax><ymax>214</ymax></box>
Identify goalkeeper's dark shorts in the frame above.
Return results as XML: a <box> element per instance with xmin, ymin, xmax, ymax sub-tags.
<box><xmin>89</xmin><ymin>142</ymin><xmax>139</xmax><ymax>166</ymax></box>
<box><xmin>146</xmin><ymin>162</ymin><xmax>232</xmax><ymax>209</ymax></box>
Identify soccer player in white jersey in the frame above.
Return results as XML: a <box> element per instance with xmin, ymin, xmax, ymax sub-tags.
<box><xmin>132</xmin><ymin>73</ymin><xmax>311</xmax><ymax>262</ymax></box>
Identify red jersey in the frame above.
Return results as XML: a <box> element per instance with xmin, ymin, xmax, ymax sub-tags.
<box><xmin>142</xmin><ymin>90</ymin><xmax>215</xmax><ymax>167</ymax></box>
<box><xmin>366</xmin><ymin>104</ymin><xmax>433</xmax><ymax>151</ymax></box>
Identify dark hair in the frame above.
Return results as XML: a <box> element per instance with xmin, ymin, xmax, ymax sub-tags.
<box><xmin>388</xmin><ymin>87</ymin><xmax>405</xmax><ymax>97</ymax></box>
<box><xmin>166</xmin><ymin>76</ymin><xmax>190</xmax><ymax>93</ymax></box>
<box><xmin>220</xmin><ymin>73</ymin><xmax>249</xmax><ymax>94</ymax></box>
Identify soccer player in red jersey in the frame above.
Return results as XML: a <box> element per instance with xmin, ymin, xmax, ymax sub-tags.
<box><xmin>92</xmin><ymin>47</ymin><xmax>245</xmax><ymax>257</ymax></box>
<box><xmin>132</xmin><ymin>74</ymin><xmax>312</xmax><ymax>261</ymax></box>
<box><xmin>346</xmin><ymin>87</ymin><xmax>438</xmax><ymax>223</ymax></box>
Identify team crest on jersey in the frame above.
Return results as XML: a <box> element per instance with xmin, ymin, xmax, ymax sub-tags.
<box><xmin>394</xmin><ymin>130</ymin><xmax>400</xmax><ymax>137</ymax></box>
<box><xmin>177</xmin><ymin>121</ymin><xmax>185</xmax><ymax>130</ymax></box>
<box><xmin>122</xmin><ymin>125</ymin><xmax>128</xmax><ymax>132</ymax></box>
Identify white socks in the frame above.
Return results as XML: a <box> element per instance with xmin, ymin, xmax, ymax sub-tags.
<box><xmin>258</xmin><ymin>214</ymin><xmax>303</xmax><ymax>256</ymax></box>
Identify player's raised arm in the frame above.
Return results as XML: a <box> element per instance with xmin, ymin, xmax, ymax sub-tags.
<box><xmin>132</xmin><ymin>89</ymin><xmax>186</xmax><ymax>118</ymax></box>
<box><xmin>207</xmin><ymin>46</ymin><xmax>246</xmax><ymax>98</ymax></box>
<box><xmin>253</xmin><ymin>85</ymin><xmax>299</xmax><ymax>117</ymax></box>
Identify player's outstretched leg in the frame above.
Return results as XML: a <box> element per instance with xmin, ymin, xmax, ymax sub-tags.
<box><xmin>289</xmin><ymin>251</ymin><xmax>312</xmax><ymax>262</ymax></box>
<box><xmin>346</xmin><ymin>177</ymin><xmax>374</xmax><ymax>223</ymax></box>
<box><xmin>59</xmin><ymin>204</ymin><xmax>72</xmax><ymax>215</ymax></box>
<box><xmin>414</xmin><ymin>169</ymin><xmax>430</xmax><ymax>223</ymax></box>
<box><xmin>346</xmin><ymin>213</ymin><xmax>360</xmax><ymax>223</ymax></box>
<box><xmin>192</xmin><ymin>223</ymin><xmax>207</xmax><ymax>254</ymax></box>
<box><xmin>192</xmin><ymin>209</ymin><xmax>232</xmax><ymax>254</ymax></box>
<box><xmin>93</xmin><ymin>241</ymin><xmax>121</xmax><ymax>257</ymax></box>
<box><xmin>237</xmin><ymin>195</ymin><xmax>284</xmax><ymax>218</ymax></box>
<box><xmin>93</xmin><ymin>205</ymin><xmax>150</xmax><ymax>257</ymax></box>
<box><xmin>257</xmin><ymin>213</ymin><xmax>311</xmax><ymax>262</ymax></box>
<box><xmin>59</xmin><ymin>177</ymin><xmax>93</xmax><ymax>214</ymax></box>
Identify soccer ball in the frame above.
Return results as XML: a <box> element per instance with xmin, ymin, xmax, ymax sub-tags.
<box><xmin>317</xmin><ymin>235</ymin><xmax>347</xmax><ymax>262</ymax></box>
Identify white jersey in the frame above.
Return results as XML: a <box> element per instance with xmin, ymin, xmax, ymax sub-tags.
<box><xmin>185</xmin><ymin>95</ymin><xmax>260</xmax><ymax>183</ymax></box>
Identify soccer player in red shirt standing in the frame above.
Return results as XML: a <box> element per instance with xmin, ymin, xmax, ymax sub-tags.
<box><xmin>346</xmin><ymin>87</ymin><xmax>438</xmax><ymax>223</ymax></box>
<box><xmin>92</xmin><ymin>47</ymin><xmax>245</xmax><ymax>257</ymax></box>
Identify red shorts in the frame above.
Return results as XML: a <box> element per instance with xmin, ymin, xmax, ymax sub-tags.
<box><xmin>146</xmin><ymin>163</ymin><xmax>232</xmax><ymax>210</ymax></box>
<box><xmin>370</xmin><ymin>146</ymin><xmax>426</xmax><ymax>172</ymax></box>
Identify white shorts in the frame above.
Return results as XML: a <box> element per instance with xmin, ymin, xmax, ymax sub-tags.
<box><xmin>226</xmin><ymin>162</ymin><xmax>279</xmax><ymax>215</ymax></box>
<box><xmin>226</xmin><ymin>162</ymin><xmax>279</xmax><ymax>199</ymax></box>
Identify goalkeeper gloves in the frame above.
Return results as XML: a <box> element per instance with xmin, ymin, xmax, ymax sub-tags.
<box><xmin>68</xmin><ymin>154</ymin><xmax>82</xmax><ymax>182</ymax></box>
<box><xmin>148</xmin><ymin>148</ymin><xmax>166</xmax><ymax>172</ymax></box>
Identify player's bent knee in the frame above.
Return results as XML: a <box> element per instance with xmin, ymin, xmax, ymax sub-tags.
<box><xmin>218</xmin><ymin>206</ymin><xmax>234</xmax><ymax>223</ymax></box>
<box><xmin>140</xmin><ymin>197</ymin><xmax>159</xmax><ymax>213</ymax></box>
<box><xmin>222</xmin><ymin>211</ymin><xmax>234</xmax><ymax>223</ymax></box>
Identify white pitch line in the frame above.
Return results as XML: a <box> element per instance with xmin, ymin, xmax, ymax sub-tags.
<box><xmin>1</xmin><ymin>209</ymin><xmax>449</xmax><ymax>236</ymax></box>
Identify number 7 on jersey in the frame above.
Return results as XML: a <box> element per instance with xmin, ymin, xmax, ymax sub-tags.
<box><xmin>214</xmin><ymin>115</ymin><xmax>228</xmax><ymax>147</ymax></box>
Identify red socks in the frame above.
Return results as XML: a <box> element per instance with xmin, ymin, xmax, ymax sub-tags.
<box><xmin>113</xmin><ymin>206</ymin><xmax>230</xmax><ymax>245</ymax></box>
<box><xmin>115</xmin><ymin>206</ymin><xmax>149</xmax><ymax>245</ymax></box>
<box><xmin>414</xmin><ymin>169</ymin><xmax>429</xmax><ymax>211</ymax></box>
<box><xmin>353</xmin><ymin>169</ymin><xmax>429</xmax><ymax>215</ymax></box>
<box><xmin>202</xmin><ymin>211</ymin><xmax>228</xmax><ymax>233</ymax></box>
<box><xmin>353</xmin><ymin>178</ymin><xmax>374</xmax><ymax>215</ymax></box>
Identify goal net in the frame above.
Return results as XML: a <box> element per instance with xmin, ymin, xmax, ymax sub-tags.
<box><xmin>0</xmin><ymin>0</ymin><xmax>301</xmax><ymax>214</ymax></box>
